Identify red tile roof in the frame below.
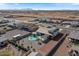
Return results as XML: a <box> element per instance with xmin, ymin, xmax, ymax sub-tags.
<box><xmin>38</xmin><ymin>33</ymin><xmax>63</xmax><ymax>56</ymax></box>
<box><xmin>39</xmin><ymin>40</ymin><xmax>57</xmax><ymax>55</ymax></box>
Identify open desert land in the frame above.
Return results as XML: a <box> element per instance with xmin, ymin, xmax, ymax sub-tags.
<box><xmin>0</xmin><ymin>10</ymin><xmax>79</xmax><ymax>22</ymax></box>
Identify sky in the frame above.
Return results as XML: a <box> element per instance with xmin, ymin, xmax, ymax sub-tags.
<box><xmin>0</xmin><ymin>3</ymin><xmax>79</xmax><ymax>10</ymax></box>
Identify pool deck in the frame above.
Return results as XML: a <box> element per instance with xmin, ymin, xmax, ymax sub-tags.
<box><xmin>18</xmin><ymin>37</ymin><xmax>45</xmax><ymax>51</ymax></box>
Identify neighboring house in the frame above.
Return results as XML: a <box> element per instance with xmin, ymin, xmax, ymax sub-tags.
<box><xmin>0</xmin><ymin>29</ymin><xmax>31</xmax><ymax>47</ymax></box>
<box><xmin>68</xmin><ymin>30</ymin><xmax>79</xmax><ymax>56</ymax></box>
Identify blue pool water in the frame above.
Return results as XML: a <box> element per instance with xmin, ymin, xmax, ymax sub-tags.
<box><xmin>28</xmin><ymin>34</ymin><xmax>40</xmax><ymax>41</ymax></box>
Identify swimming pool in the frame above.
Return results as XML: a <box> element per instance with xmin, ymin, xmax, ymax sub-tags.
<box><xmin>28</xmin><ymin>34</ymin><xmax>41</xmax><ymax>41</ymax></box>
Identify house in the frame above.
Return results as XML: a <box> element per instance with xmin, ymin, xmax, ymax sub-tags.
<box><xmin>48</xmin><ymin>27</ymin><xmax>59</xmax><ymax>37</ymax></box>
<box><xmin>0</xmin><ymin>29</ymin><xmax>31</xmax><ymax>47</ymax></box>
<box><xmin>62</xmin><ymin>21</ymin><xmax>79</xmax><ymax>26</ymax></box>
<box><xmin>41</xmin><ymin>34</ymin><xmax>51</xmax><ymax>43</ymax></box>
<box><xmin>36</xmin><ymin>27</ymin><xmax>59</xmax><ymax>43</ymax></box>
<box><xmin>36</xmin><ymin>27</ymin><xmax>59</xmax><ymax>37</ymax></box>
<box><xmin>36</xmin><ymin>27</ymin><xmax>50</xmax><ymax>35</ymax></box>
<box><xmin>0</xmin><ymin>20</ymin><xmax>9</xmax><ymax>24</ymax></box>
<box><xmin>0</xmin><ymin>36</ymin><xmax>8</xmax><ymax>48</ymax></box>
<box><xmin>68</xmin><ymin>30</ymin><xmax>79</xmax><ymax>56</ymax></box>
<box><xmin>68</xmin><ymin>30</ymin><xmax>79</xmax><ymax>42</ymax></box>
<box><xmin>34</xmin><ymin>17</ymin><xmax>53</xmax><ymax>23</ymax></box>
<box><xmin>15</xmin><ymin>23</ymin><xmax>39</xmax><ymax>32</ymax></box>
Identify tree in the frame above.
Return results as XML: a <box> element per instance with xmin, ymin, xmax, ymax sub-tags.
<box><xmin>27</xmin><ymin>46</ymin><xmax>30</xmax><ymax>50</ymax></box>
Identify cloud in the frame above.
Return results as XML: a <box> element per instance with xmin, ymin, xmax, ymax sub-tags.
<box><xmin>0</xmin><ymin>3</ymin><xmax>19</xmax><ymax>6</ymax></box>
<box><xmin>0</xmin><ymin>3</ymin><xmax>7</xmax><ymax>5</ymax></box>
<box><xmin>71</xmin><ymin>3</ymin><xmax>79</xmax><ymax>5</ymax></box>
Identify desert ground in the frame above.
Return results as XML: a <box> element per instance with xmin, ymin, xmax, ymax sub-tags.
<box><xmin>0</xmin><ymin>10</ymin><xmax>79</xmax><ymax>21</ymax></box>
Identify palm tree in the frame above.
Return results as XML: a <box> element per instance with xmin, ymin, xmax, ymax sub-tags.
<box><xmin>27</xmin><ymin>46</ymin><xmax>30</xmax><ymax>50</ymax></box>
<box><xmin>30</xmin><ymin>45</ymin><xmax>32</xmax><ymax>48</ymax></box>
<box><xmin>38</xmin><ymin>39</ymin><xmax>42</xmax><ymax>45</ymax></box>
